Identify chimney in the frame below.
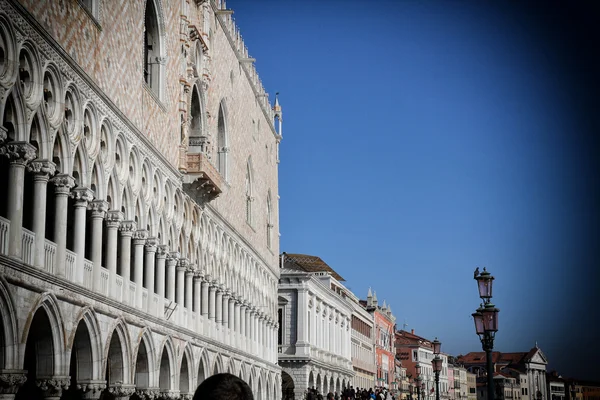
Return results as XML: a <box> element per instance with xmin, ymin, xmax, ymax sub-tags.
<box><xmin>411</xmin><ymin>329</ymin><xmax>414</xmax><ymax>334</ymax></box>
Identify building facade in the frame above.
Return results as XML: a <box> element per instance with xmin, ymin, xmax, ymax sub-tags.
<box><xmin>0</xmin><ymin>0</ymin><xmax>282</xmax><ymax>399</ymax></box>
<box><xmin>278</xmin><ymin>253</ymin><xmax>354</xmax><ymax>400</ymax></box>
<box><xmin>364</xmin><ymin>289</ymin><xmax>396</xmax><ymax>390</ymax></box>
<box><xmin>467</xmin><ymin>372</ymin><xmax>478</xmax><ymax>400</ymax></box>
<box><xmin>348</xmin><ymin>290</ymin><xmax>376</xmax><ymax>390</ymax></box>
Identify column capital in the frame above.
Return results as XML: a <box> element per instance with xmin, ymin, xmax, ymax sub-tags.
<box><xmin>89</xmin><ymin>200</ymin><xmax>109</xmax><ymax>218</ymax></box>
<box><xmin>145</xmin><ymin>237</ymin><xmax>159</xmax><ymax>251</ymax></box>
<box><xmin>157</xmin><ymin>245</ymin><xmax>169</xmax><ymax>258</ymax></box>
<box><xmin>107</xmin><ymin>384</ymin><xmax>136</xmax><ymax>398</ymax></box>
<box><xmin>106</xmin><ymin>210</ymin><xmax>123</xmax><ymax>228</ymax></box>
<box><xmin>71</xmin><ymin>187</ymin><xmax>94</xmax><ymax>206</ymax></box>
<box><xmin>169</xmin><ymin>251</ymin><xmax>181</xmax><ymax>261</ymax></box>
<box><xmin>0</xmin><ymin>369</ymin><xmax>27</xmax><ymax>395</ymax></box>
<box><xmin>223</xmin><ymin>289</ymin><xmax>231</xmax><ymax>297</ymax></box>
<box><xmin>132</xmin><ymin>229</ymin><xmax>148</xmax><ymax>245</ymax></box>
<box><xmin>203</xmin><ymin>273</ymin><xmax>211</xmax><ymax>283</ymax></box>
<box><xmin>185</xmin><ymin>266</ymin><xmax>195</xmax><ymax>276</ymax></box>
<box><xmin>77</xmin><ymin>379</ymin><xmax>107</xmax><ymax>399</ymax></box>
<box><xmin>51</xmin><ymin>173</ymin><xmax>76</xmax><ymax>194</ymax></box>
<box><xmin>0</xmin><ymin>141</ymin><xmax>36</xmax><ymax>165</ymax></box>
<box><xmin>36</xmin><ymin>376</ymin><xmax>71</xmax><ymax>398</ymax></box>
<box><xmin>28</xmin><ymin>159</ymin><xmax>56</xmax><ymax>178</ymax></box>
<box><xmin>119</xmin><ymin>220</ymin><xmax>137</xmax><ymax>236</ymax></box>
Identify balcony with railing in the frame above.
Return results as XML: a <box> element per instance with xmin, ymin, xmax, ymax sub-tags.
<box><xmin>182</xmin><ymin>150</ymin><xmax>224</xmax><ymax>204</ymax></box>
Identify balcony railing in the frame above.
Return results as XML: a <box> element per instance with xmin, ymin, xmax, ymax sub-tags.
<box><xmin>183</xmin><ymin>152</ymin><xmax>224</xmax><ymax>203</ymax></box>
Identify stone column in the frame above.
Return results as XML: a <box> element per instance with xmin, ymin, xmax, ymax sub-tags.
<box><xmin>234</xmin><ymin>298</ymin><xmax>241</xmax><ymax>334</ymax></box>
<box><xmin>104</xmin><ymin>211</ymin><xmax>122</xmax><ymax>275</ymax></box>
<box><xmin>222</xmin><ymin>290</ymin><xmax>230</xmax><ymax>329</ymax></box>
<box><xmin>35</xmin><ymin>376</ymin><xmax>71</xmax><ymax>400</ymax></box>
<box><xmin>228</xmin><ymin>296</ymin><xmax>235</xmax><ymax>331</ymax></box>
<box><xmin>215</xmin><ymin>285</ymin><xmax>223</xmax><ymax>324</ymax></box>
<box><xmin>241</xmin><ymin>303</ymin><xmax>248</xmax><ymax>340</ymax></box>
<box><xmin>0</xmin><ymin>142</ymin><xmax>36</xmax><ymax>258</ymax></box>
<box><xmin>144</xmin><ymin>237</ymin><xmax>158</xmax><ymax>294</ymax></box>
<box><xmin>155</xmin><ymin>245</ymin><xmax>168</xmax><ymax>298</ymax></box>
<box><xmin>193</xmin><ymin>272</ymin><xmax>202</xmax><ymax>315</ymax></box>
<box><xmin>201</xmin><ymin>274</ymin><xmax>209</xmax><ymax>317</ymax></box>
<box><xmin>88</xmin><ymin>200</ymin><xmax>108</xmax><ymax>292</ymax></box>
<box><xmin>0</xmin><ymin>369</ymin><xmax>27</xmax><ymax>400</ymax></box>
<box><xmin>71</xmin><ymin>187</ymin><xmax>94</xmax><ymax>284</ymax></box>
<box><xmin>50</xmin><ymin>174</ymin><xmax>75</xmax><ymax>277</ymax></box>
<box><xmin>208</xmin><ymin>281</ymin><xmax>216</xmax><ymax>321</ymax></box>
<box><xmin>250</xmin><ymin>309</ymin><xmax>256</xmax><ymax>349</ymax></box>
<box><xmin>132</xmin><ymin>230</ymin><xmax>147</xmax><ymax>309</ymax></box>
<box><xmin>176</xmin><ymin>259</ymin><xmax>187</xmax><ymax>306</ymax></box>
<box><xmin>118</xmin><ymin>221</ymin><xmax>136</xmax><ymax>282</ymax></box>
<box><xmin>166</xmin><ymin>252</ymin><xmax>179</xmax><ymax>303</ymax></box>
<box><xmin>296</xmin><ymin>287</ymin><xmax>309</xmax><ymax>355</ymax></box>
<box><xmin>185</xmin><ymin>267</ymin><xmax>193</xmax><ymax>310</ymax></box>
<box><xmin>27</xmin><ymin>160</ymin><xmax>56</xmax><ymax>269</ymax></box>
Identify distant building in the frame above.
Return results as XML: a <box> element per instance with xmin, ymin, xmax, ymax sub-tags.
<box><xmin>364</xmin><ymin>289</ymin><xmax>396</xmax><ymax>389</ymax></box>
<box><xmin>547</xmin><ymin>372</ymin><xmax>565</xmax><ymax>400</ymax></box>
<box><xmin>278</xmin><ymin>253</ymin><xmax>354</xmax><ymax>399</ymax></box>
<box><xmin>467</xmin><ymin>372</ymin><xmax>478</xmax><ymax>400</ymax></box>
<box><xmin>458</xmin><ymin>345</ymin><xmax>548</xmax><ymax>400</ymax></box>
<box><xmin>348</xmin><ymin>290</ymin><xmax>377</xmax><ymax>390</ymax></box>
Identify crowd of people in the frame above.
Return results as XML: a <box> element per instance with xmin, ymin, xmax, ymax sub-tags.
<box><xmin>304</xmin><ymin>385</ymin><xmax>397</xmax><ymax>400</ymax></box>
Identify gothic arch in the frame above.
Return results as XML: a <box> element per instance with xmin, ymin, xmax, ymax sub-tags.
<box><xmin>1</xmin><ymin>87</ymin><xmax>25</xmax><ymax>142</ymax></box>
<box><xmin>17</xmin><ymin>39</ymin><xmax>43</xmax><ymax>109</ymax></box>
<box><xmin>179</xmin><ymin>343</ymin><xmax>194</xmax><ymax>394</ymax></box>
<box><xmin>197</xmin><ymin>348</ymin><xmax>210</xmax><ymax>385</ymax></box>
<box><xmin>133</xmin><ymin>328</ymin><xmax>157</xmax><ymax>389</ymax></box>
<box><xmin>41</xmin><ymin>62</ymin><xmax>64</xmax><ymax>128</ymax></box>
<box><xmin>69</xmin><ymin>307</ymin><xmax>104</xmax><ymax>381</ymax></box>
<box><xmin>216</xmin><ymin>99</ymin><xmax>229</xmax><ymax>179</ymax></box>
<box><xmin>157</xmin><ymin>335</ymin><xmax>176</xmax><ymax>391</ymax></box>
<box><xmin>103</xmin><ymin>319</ymin><xmax>133</xmax><ymax>386</ymax></box>
<box><xmin>0</xmin><ymin>14</ymin><xmax>19</xmax><ymax>89</ymax></box>
<box><xmin>20</xmin><ymin>292</ymin><xmax>68</xmax><ymax>376</ymax></box>
<box><xmin>143</xmin><ymin>0</ymin><xmax>167</xmax><ymax>100</ymax></box>
<box><xmin>0</xmin><ymin>277</ymin><xmax>18</xmax><ymax>369</ymax></box>
<box><xmin>71</xmin><ymin>142</ymin><xmax>90</xmax><ymax>188</ymax></box>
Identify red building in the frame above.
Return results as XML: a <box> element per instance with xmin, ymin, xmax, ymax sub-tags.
<box><xmin>362</xmin><ymin>288</ymin><xmax>396</xmax><ymax>389</ymax></box>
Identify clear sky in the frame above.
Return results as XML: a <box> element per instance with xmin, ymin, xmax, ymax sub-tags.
<box><xmin>229</xmin><ymin>0</ymin><xmax>599</xmax><ymax>380</ymax></box>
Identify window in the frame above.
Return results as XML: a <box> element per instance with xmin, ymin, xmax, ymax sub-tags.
<box><xmin>144</xmin><ymin>0</ymin><xmax>164</xmax><ymax>99</ymax></box>
<box><xmin>278</xmin><ymin>308</ymin><xmax>283</xmax><ymax>345</ymax></box>
<box><xmin>217</xmin><ymin>102</ymin><xmax>228</xmax><ymax>178</ymax></box>
<box><xmin>245</xmin><ymin>159</ymin><xmax>253</xmax><ymax>226</ymax></box>
<box><xmin>266</xmin><ymin>191</ymin><xmax>273</xmax><ymax>249</ymax></box>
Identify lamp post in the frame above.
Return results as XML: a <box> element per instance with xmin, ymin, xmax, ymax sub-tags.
<box><xmin>472</xmin><ymin>267</ymin><xmax>500</xmax><ymax>400</ymax></box>
<box><xmin>432</xmin><ymin>338</ymin><xmax>442</xmax><ymax>400</ymax></box>
<box><xmin>416</xmin><ymin>364</ymin><xmax>422</xmax><ymax>400</ymax></box>
<box><xmin>410</xmin><ymin>381</ymin><xmax>414</xmax><ymax>400</ymax></box>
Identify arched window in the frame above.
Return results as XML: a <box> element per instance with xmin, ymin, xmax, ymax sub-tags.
<box><xmin>245</xmin><ymin>160</ymin><xmax>253</xmax><ymax>226</ymax></box>
<box><xmin>188</xmin><ymin>87</ymin><xmax>204</xmax><ymax>152</ymax></box>
<box><xmin>217</xmin><ymin>102</ymin><xmax>228</xmax><ymax>179</ymax></box>
<box><xmin>144</xmin><ymin>0</ymin><xmax>163</xmax><ymax>99</ymax></box>
<box><xmin>266</xmin><ymin>191</ymin><xmax>273</xmax><ymax>249</ymax></box>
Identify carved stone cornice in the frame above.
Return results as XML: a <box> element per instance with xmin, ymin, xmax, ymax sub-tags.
<box><xmin>0</xmin><ymin>370</ymin><xmax>27</xmax><ymax>395</ymax></box>
<box><xmin>35</xmin><ymin>376</ymin><xmax>70</xmax><ymax>399</ymax></box>
<box><xmin>28</xmin><ymin>159</ymin><xmax>56</xmax><ymax>177</ymax></box>
<box><xmin>77</xmin><ymin>380</ymin><xmax>107</xmax><ymax>399</ymax></box>
<box><xmin>88</xmin><ymin>200</ymin><xmax>108</xmax><ymax>218</ymax></box>
<box><xmin>50</xmin><ymin>174</ymin><xmax>76</xmax><ymax>195</ymax></box>
<box><xmin>0</xmin><ymin>141</ymin><xmax>36</xmax><ymax>166</ymax></box>
<box><xmin>119</xmin><ymin>220</ymin><xmax>137</xmax><ymax>236</ymax></box>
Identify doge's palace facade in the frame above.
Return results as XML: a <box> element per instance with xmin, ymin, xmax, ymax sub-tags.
<box><xmin>0</xmin><ymin>0</ymin><xmax>282</xmax><ymax>399</ymax></box>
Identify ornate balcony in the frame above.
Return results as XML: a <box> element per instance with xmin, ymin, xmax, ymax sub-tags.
<box><xmin>182</xmin><ymin>152</ymin><xmax>224</xmax><ymax>204</ymax></box>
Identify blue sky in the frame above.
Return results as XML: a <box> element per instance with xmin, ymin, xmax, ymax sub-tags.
<box><xmin>230</xmin><ymin>1</ymin><xmax>599</xmax><ymax>380</ymax></box>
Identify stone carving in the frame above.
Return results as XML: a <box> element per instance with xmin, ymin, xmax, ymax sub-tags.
<box><xmin>71</xmin><ymin>187</ymin><xmax>94</xmax><ymax>204</ymax></box>
<box><xmin>119</xmin><ymin>220</ymin><xmax>137</xmax><ymax>234</ymax></box>
<box><xmin>135</xmin><ymin>387</ymin><xmax>160</xmax><ymax>399</ymax></box>
<box><xmin>35</xmin><ymin>376</ymin><xmax>70</xmax><ymax>399</ymax></box>
<box><xmin>157</xmin><ymin>244</ymin><xmax>169</xmax><ymax>258</ymax></box>
<box><xmin>158</xmin><ymin>390</ymin><xmax>180</xmax><ymax>399</ymax></box>
<box><xmin>77</xmin><ymin>380</ymin><xmax>107</xmax><ymax>399</ymax></box>
<box><xmin>105</xmin><ymin>210</ymin><xmax>123</xmax><ymax>228</ymax></box>
<box><xmin>145</xmin><ymin>236</ymin><xmax>159</xmax><ymax>250</ymax></box>
<box><xmin>133</xmin><ymin>229</ymin><xmax>148</xmax><ymax>244</ymax></box>
<box><xmin>51</xmin><ymin>174</ymin><xmax>76</xmax><ymax>195</ymax></box>
<box><xmin>0</xmin><ymin>141</ymin><xmax>37</xmax><ymax>165</ymax></box>
<box><xmin>88</xmin><ymin>200</ymin><xmax>109</xmax><ymax>217</ymax></box>
<box><xmin>0</xmin><ymin>370</ymin><xmax>27</xmax><ymax>395</ymax></box>
<box><xmin>107</xmin><ymin>384</ymin><xmax>136</xmax><ymax>400</ymax></box>
<box><xmin>28</xmin><ymin>159</ymin><xmax>56</xmax><ymax>176</ymax></box>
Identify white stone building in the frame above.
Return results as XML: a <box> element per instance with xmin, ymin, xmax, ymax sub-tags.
<box><xmin>278</xmin><ymin>253</ymin><xmax>354</xmax><ymax>400</ymax></box>
<box><xmin>0</xmin><ymin>0</ymin><xmax>282</xmax><ymax>399</ymax></box>
<box><xmin>348</xmin><ymin>290</ymin><xmax>376</xmax><ymax>390</ymax></box>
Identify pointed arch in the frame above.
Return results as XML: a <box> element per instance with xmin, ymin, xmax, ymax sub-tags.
<box><xmin>104</xmin><ymin>319</ymin><xmax>133</xmax><ymax>386</ymax></box>
<box><xmin>1</xmin><ymin>87</ymin><xmax>25</xmax><ymax>142</ymax></box>
<box><xmin>197</xmin><ymin>348</ymin><xmax>210</xmax><ymax>386</ymax></box>
<box><xmin>143</xmin><ymin>0</ymin><xmax>166</xmax><ymax>100</ymax></box>
<box><xmin>71</xmin><ymin>143</ymin><xmax>90</xmax><ymax>188</ymax></box>
<box><xmin>20</xmin><ymin>292</ymin><xmax>67</xmax><ymax>376</ymax></box>
<box><xmin>0</xmin><ymin>277</ymin><xmax>18</xmax><ymax>369</ymax></box>
<box><xmin>90</xmin><ymin>160</ymin><xmax>105</xmax><ymax>200</ymax></box>
<box><xmin>69</xmin><ymin>307</ymin><xmax>104</xmax><ymax>382</ymax></box>
<box><xmin>157</xmin><ymin>336</ymin><xmax>176</xmax><ymax>391</ymax></box>
<box><xmin>216</xmin><ymin>99</ymin><xmax>229</xmax><ymax>179</ymax></box>
<box><xmin>133</xmin><ymin>328</ymin><xmax>157</xmax><ymax>390</ymax></box>
<box><xmin>179</xmin><ymin>343</ymin><xmax>194</xmax><ymax>395</ymax></box>
<box><xmin>28</xmin><ymin>109</ymin><xmax>51</xmax><ymax>160</ymax></box>
<box><xmin>106</xmin><ymin>172</ymin><xmax>119</xmax><ymax>211</ymax></box>
<box><xmin>188</xmin><ymin>84</ymin><xmax>207</xmax><ymax>147</ymax></box>
<box><xmin>213</xmin><ymin>353</ymin><xmax>223</xmax><ymax>375</ymax></box>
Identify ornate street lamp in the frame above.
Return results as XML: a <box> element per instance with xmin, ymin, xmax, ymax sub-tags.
<box><xmin>416</xmin><ymin>375</ymin><xmax>423</xmax><ymax>400</ymax></box>
<box><xmin>410</xmin><ymin>381</ymin><xmax>414</xmax><ymax>400</ymax></box>
<box><xmin>432</xmin><ymin>355</ymin><xmax>442</xmax><ymax>400</ymax></box>
<box><xmin>473</xmin><ymin>267</ymin><xmax>500</xmax><ymax>400</ymax></box>
<box><xmin>432</xmin><ymin>338</ymin><xmax>442</xmax><ymax>400</ymax></box>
